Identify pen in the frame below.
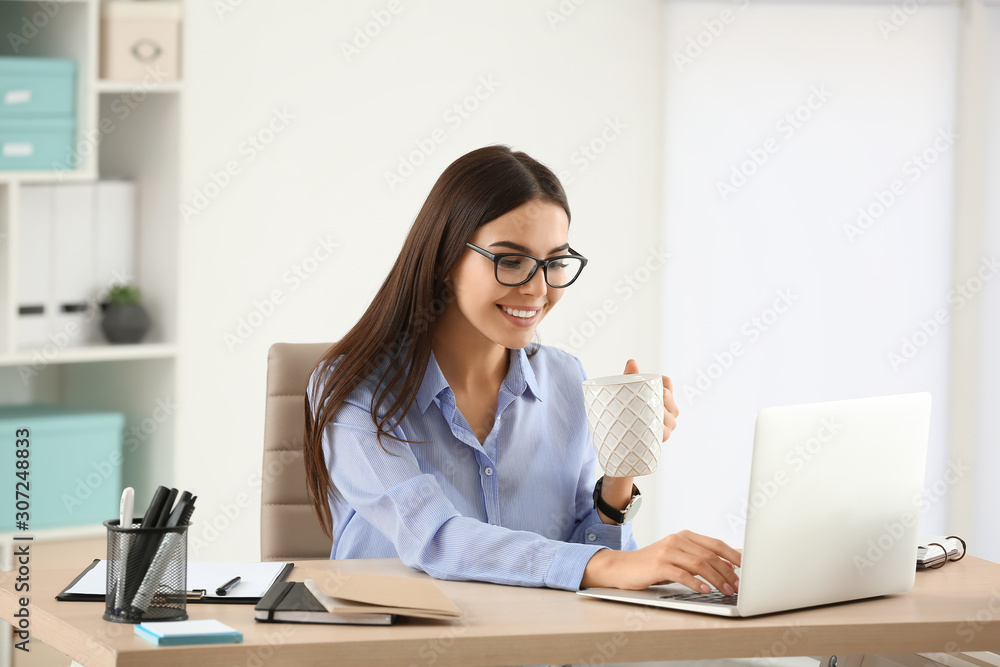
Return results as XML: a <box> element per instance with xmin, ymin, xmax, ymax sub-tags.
<box><xmin>155</xmin><ymin>488</ymin><xmax>179</xmax><ymax>527</ymax></box>
<box><xmin>129</xmin><ymin>495</ymin><xmax>197</xmax><ymax>614</ymax></box>
<box><xmin>216</xmin><ymin>576</ymin><xmax>241</xmax><ymax>596</ymax></box>
<box><xmin>124</xmin><ymin>486</ymin><xmax>169</xmax><ymax>606</ymax></box>
<box><xmin>114</xmin><ymin>487</ymin><xmax>134</xmax><ymax>616</ymax></box>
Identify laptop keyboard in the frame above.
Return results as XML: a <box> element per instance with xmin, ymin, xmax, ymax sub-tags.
<box><xmin>658</xmin><ymin>591</ymin><xmax>738</xmax><ymax>606</ymax></box>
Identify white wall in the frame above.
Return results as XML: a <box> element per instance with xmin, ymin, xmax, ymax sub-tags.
<box><xmin>177</xmin><ymin>0</ymin><xmax>667</xmax><ymax>559</ymax></box>
<box><xmin>973</xmin><ymin>7</ymin><xmax>1000</xmax><ymax>561</ymax></box>
<box><xmin>176</xmin><ymin>0</ymin><xmax>998</xmax><ymax>564</ymax></box>
<box><xmin>657</xmin><ymin>2</ymin><xmax>960</xmax><ymax>547</ymax></box>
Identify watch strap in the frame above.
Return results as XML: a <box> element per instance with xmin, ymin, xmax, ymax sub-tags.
<box><xmin>593</xmin><ymin>476</ymin><xmax>640</xmax><ymax>524</ymax></box>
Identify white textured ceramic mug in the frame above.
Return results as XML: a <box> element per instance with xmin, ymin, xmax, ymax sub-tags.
<box><xmin>582</xmin><ymin>373</ymin><xmax>664</xmax><ymax>477</ymax></box>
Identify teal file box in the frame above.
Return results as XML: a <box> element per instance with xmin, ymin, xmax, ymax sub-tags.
<box><xmin>0</xmin><ymin>56</ymin><xmax>77</xmax><ymax>171</ymax></box>
<box><xmin>0</xmin><ymin>56</ymin><xmax>76</xmax><ymax>118</ymax></box>
<box><xmin>0</xmin><ymin>117</ymin><xmax>76</xmax><ymax>170</ymax></box>
<box><xmin>0</xmin><ymin>404</ymin><xmax>125</xmax><ymax>531</ymax></box>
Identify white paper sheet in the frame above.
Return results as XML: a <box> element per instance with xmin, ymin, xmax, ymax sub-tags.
<box><xmin>65</xmin><ymin>560</ymin><xmax>290</xmax><ymax>599</ymax></box>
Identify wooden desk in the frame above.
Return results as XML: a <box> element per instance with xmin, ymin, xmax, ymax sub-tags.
<box><xmin>1</xmin><ymin>556</ymin><xmax>998</xmax><ymax>667</ymax></box>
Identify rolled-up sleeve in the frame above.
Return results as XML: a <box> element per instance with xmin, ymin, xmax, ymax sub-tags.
<box><xmin>309</xmin><ymin>368</ymin><xmax>610</xmax><ymax>591</ymax></box>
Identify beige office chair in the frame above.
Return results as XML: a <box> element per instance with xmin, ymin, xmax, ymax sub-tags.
<box><xmin>260</xmin><ymin>342</ymin><xmax>335</xmax><ymax>561</ymax></box>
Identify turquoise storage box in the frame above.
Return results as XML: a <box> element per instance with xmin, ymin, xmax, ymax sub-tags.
<box><xmin>0</xmin><ymin>117</ymin><xmax>76</xmax><ymax>170</ymax></box>
<box><xmin>0</xmin><ymin>404</ymin><xmax>124</xmax><ymax>531</ymax></box>
<box><xmin>0</xmin><ymin>56</ymin><xmax>76</xmax><ymax>118</ymax></box>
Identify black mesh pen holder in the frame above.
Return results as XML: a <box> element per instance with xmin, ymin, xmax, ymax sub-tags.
<box><xmin>103</xmin><ymin>518</ymin><xmax>189</xmax><ymax>623</ymax></box>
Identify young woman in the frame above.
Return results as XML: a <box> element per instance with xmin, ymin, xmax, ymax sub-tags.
<box><xmin>303</xmin><ymin>145</ymin><xmax>740</xmax><ymax>595</ymax></box>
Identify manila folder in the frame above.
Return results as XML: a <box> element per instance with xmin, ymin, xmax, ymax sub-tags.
<box><xmin>301</xmin><ymin>568</ymin><xmax>463</xmax><ymax>621</ymax></box>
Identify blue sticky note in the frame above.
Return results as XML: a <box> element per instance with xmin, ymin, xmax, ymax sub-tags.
<box><xmin>134</xmin><ymin>619</ymin><xmax>242</xmax><ymax>646</ymax></box>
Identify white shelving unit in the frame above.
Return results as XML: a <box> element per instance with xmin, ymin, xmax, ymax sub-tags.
<box><xmin>0</xmin><ymin>1</ymin><xmax>181</xmax><ymax>663</ymax></box>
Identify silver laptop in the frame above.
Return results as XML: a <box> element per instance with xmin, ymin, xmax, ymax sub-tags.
<box><xmin>577</xmin><ymin>392</ymin><xmax>932</xmax><ymax>617</ymax></box>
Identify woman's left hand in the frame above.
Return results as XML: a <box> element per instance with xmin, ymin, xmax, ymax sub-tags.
<box><xmin>623</xmin><ymin>359</ymin><xmax>679</xmax><ymax>442</ymax></box>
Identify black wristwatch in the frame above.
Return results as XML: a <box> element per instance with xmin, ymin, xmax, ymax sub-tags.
<box><xmin>593</xmin><ymin>476</ymin><xmax>642</xmax><ymax>525</ymax></box>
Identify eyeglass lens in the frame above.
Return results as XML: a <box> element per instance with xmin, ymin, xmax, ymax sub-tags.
<box><xmin>496</xmin><ymin>255</ymin><xmax>584</xmax><ymax>287</ymax></box>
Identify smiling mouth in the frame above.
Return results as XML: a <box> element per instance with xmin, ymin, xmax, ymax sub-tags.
<box><xmin>497</xmin><ymin>304</ymin><xmax>541</xmax><ymax>319</ymax></box>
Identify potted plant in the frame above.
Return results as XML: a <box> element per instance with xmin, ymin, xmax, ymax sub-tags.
<box><xmin>100</xmin><ymin>284</ymin><xmax>151</xmax><ymax>344</ymax></box>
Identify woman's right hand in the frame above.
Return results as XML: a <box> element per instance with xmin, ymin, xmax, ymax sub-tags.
<box><xmin>581</xmin><ymin>530</ymin><xmax>742</xmax><ymax>594</ymax></box>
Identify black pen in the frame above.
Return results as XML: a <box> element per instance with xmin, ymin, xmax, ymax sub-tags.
<box><xmin>216</xmin><ymin>576</ymin><xmax>241</xmax><ymax>596</ymax></box>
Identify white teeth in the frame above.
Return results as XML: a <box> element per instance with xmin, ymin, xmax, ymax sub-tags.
<box><xmin>501</xmin><ymin>306</ymin><xmax>538</xmax><ymax>319</ymax></box>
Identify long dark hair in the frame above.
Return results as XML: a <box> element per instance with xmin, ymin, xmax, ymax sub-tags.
<box><xmin>303</xmin><ymin>145</ymin><xmax>572</xmax><ymax>540</ymax></box>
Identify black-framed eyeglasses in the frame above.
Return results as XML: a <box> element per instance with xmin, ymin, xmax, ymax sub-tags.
<box><xmin>465</xmin><ymin>242</ymin><xmax>589</xmax><ymax>288</ymax></box>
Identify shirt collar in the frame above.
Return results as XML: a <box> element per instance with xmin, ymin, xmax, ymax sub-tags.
<box><xmin>416</xmin><ymin>346</ymin><xmax>544</xmax><ymax>414</ymax></box>
<box><xmin>416</xmin><ymin>349</ymin><xmax>450</xmax><ymax>414</ymax></box>
<box><xmin>510</xmin><ymin>345</ymin><xmax>544</xmax><ymax>403</ymax></box>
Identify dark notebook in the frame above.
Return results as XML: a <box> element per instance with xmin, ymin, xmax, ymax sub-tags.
<box><xmin>254</xmin><ymin>581</ymin><xmax>394</xmax><ymax>625</ymax></box>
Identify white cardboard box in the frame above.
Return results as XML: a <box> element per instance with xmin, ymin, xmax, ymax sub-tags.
<box><xmin>101</xmin><ymin>2</ymin><xmax>182</xmax><ymax>82</ymax></box>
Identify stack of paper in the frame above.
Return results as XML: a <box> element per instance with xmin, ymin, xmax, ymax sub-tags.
<box><xmin>917</xmin><ymin>536</ymin><xmax>965</xmax><ymax>569</ymax></box>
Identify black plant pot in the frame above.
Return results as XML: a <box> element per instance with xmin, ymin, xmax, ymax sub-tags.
<box><xmin>100</xmin><ymin>303</ymin><xmax>151</xmax><ymax>344</ymax></box>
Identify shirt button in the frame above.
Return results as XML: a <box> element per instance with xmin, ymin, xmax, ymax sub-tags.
<box><xmin>484</xmin><ymin>467</ymin><xmax>493</xmax><ymax>476</ymax></box>
<box><xmin>587</xmin><ymin>533</ymin><xmax>597</xmax><ymax>541</ymax></box>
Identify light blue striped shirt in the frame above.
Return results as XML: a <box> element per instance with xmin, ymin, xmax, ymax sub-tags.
<box><xmin>307</xmin><ymin>343</ymin><xmax>637</xmax><ymax>591</ymax></box>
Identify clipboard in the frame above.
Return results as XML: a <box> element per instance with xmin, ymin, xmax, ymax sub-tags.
<box><xmin>56</xmin><ymin>559</ymin><xmax>294</xmax><ymax>605</ymax></box>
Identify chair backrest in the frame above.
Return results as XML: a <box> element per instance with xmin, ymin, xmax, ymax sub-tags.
<box><xmin>260</xmin><ymin>342</ymin><xmax>334</xmax><ymax>561</ymax></box>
